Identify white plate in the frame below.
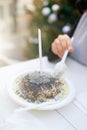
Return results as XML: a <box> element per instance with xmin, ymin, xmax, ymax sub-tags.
<box><xmin>7</xmin><ymin>71</ymin><xmax>76</xmax><ymax>110</ymax></box>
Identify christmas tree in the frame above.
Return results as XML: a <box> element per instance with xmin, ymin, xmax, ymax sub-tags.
<box><xmin>24</xmin><ymin>0</ymin><xmax>80</xmax><ymax>59</ymax></box>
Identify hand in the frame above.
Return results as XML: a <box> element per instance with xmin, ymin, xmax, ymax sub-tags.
<box><xmin>51</xmin><ymin>34</ymin><xmax>74</xmax><ymax>58</ymax></box>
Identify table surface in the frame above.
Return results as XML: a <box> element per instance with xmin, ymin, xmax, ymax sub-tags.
<box><xmin>0</xmin><ymin>56</ymin><xmax>87</xmax><ymax>130</ymax></box>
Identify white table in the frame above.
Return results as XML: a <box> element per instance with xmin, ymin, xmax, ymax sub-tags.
<box><xmin>0</xmin><ymin>56</ymin><xmax>87</xmax><ymax>130</ymax></box>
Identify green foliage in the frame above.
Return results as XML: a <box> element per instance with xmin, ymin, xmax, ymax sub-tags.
<box><xmin>24</xmin><ymin>0</ymin><xmax>80</xmax><ymax>59</ymax></box>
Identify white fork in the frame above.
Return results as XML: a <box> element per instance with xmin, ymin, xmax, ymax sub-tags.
<box><xmin>54</xmin><ymin>37</ymin><xmax>74</xmax><ymax>76</ymax></box>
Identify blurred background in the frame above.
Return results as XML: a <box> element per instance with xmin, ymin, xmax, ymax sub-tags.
<box><xmin>0</xmin><ymin>0</ymin><xmax>80</xmax><ymax>67</ymax></box>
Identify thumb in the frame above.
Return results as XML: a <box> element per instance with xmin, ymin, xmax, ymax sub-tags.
<box><xmin>68</xmin><ymin>46</ymin><xmax>74</xmax><ymax>52</ymax></box>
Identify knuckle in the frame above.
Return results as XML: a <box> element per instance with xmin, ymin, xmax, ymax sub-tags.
<box><xmin>58</xmin><ymin>35</ymin><xmax>63</xmax><ymax>39</ymax></box>
<box><xmin>54</xmin><ymin>38</ymin><xmax>58</xmax><ymax>43</ymax></box>
<box><xmin>64</xmin><ymin>34</ymin><xmax>69</xmax><ymax>38</ymax></box>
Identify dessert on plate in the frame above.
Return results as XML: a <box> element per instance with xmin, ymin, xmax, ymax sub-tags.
<box><xmin>13</xmin><ymin>71</ymin><xmax>69</xmax><ymax>104</ymax></box>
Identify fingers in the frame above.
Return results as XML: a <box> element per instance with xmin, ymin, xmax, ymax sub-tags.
<box><xmin>63</xmin><ymin>35</ymin><xmax>73</xmax><ymax>52</ymax></box>
<box><xmin>52</xmin><ymin>38</ymin><xmax>63</xmax><ymax>58</ymax></box>
<box><xmin>51</xmin><ymin>34</ymin><xmax>74</xmax><ymax>58</ymax></box>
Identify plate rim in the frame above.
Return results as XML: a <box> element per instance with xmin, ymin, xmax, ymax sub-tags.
<box><xmin>7</xmin><ymin>71</ymin><xmax>76</xmax><ymax>110</ymax></box>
